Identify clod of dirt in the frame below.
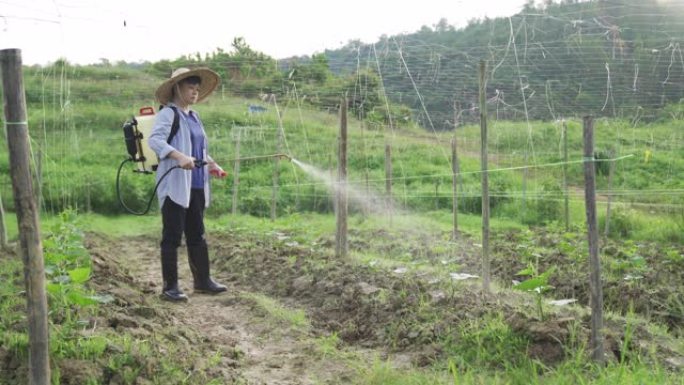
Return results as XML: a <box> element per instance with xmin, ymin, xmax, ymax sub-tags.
<box><xmin>665</xmin><ymin>356</ymin><xmax>684</xmax><ymax>369</ymax></box>
<box><xmin>129</xmin><ymin>306</ymin><xmax>158</xmax><ymax>319</ymax></box>
<box><xmin>291</xmin><ymin>275</ymin><xmax>314</xmax><ymax>293</ymax></box>
<box><xmin>507</xmin><ymin>313</ymin><xmax>576</xmax><ymax>363</ymax></box>
<box><xmin>58</xmin><ymin>359</ymin><xmax>101</xmax><ymax>385</ymax></box>
<box><xmin>108</xmin><ymin>313</ymin><xmax>140</xmax><ymax>329</ymax></box>
<box><xmin>357</xmin><ymin>282</ymin><xmax>380</xmax><ymax>296</ymax></box>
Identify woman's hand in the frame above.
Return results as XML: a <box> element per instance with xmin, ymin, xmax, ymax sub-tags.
<box><xmin>169</xmin><ymin>151</ymin><xmax>196</xmax><ymax>170</ymax></box>
<box><xmin>208</xmin><ymin>162</ymin><xmax>227</xmax><ymax>178</ymax></box>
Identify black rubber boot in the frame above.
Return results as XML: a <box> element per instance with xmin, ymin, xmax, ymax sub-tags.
<box><xmin>161</xmin><ymin>249</ymin><xmax>188</xmax><ymax>302</ymax></box>
<box><xmin>188</xmin><ymin>244</ymin><xmax>227</xmax><ymax>294</ymax></box>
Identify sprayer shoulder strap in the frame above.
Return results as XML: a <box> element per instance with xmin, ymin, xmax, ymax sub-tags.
<box><xmin>160</xmin><ymin>105</ymin><xmax>180</xmax><ymax>144</ymax></box>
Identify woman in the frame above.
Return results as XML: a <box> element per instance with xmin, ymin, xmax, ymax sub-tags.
<box><xmin>148</xmin><ymin>67</ymin><xmax>227</xmax><ymax>302</ymax></box>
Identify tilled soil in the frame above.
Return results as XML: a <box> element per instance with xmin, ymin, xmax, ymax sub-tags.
<box><xmin>490</xmin><ymin>229</ymin><xmax>684</xmax><ymax>334</ymax></box>
<box><xmin>3</xmin><ymin>224</ymin><xmax>683</xmax><ymax>384</ymax></box>
<box><xmin>84</xmin><ymin>233</ymin><xmax>356</xmax><ymax>385</ymax></box>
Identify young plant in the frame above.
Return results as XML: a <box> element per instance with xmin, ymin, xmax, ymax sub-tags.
<box><xmin>43</xmin><ymin>210</ymin><xmax>113</xmax><ymax>313</ymax></box>
<box><xmin>513</xmin><ymin>263</ymin><xmax>555</xmax><ymax>320</ymax></box>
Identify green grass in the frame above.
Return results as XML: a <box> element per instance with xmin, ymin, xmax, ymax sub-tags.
<box><xmin>78</xmin><ymin>213</ymin><xmax>160</xmax><ymax>237</ymax></box>
<box><xmin>348</xmin><ymin>314</ymin><xmax>684</xmax><ymax>385</ymax></box>
<box><xmin>2</xmin><ymin>211</ymin><xmax>160</xmax><ymax>242</ymax></box>
<box><xmin>1</xmin><ymin>79</ymin><xmax>682</xmax><ymax>243</ymax></box>
<box><xmin>242</xmin><ymin>292</ymin><xmax>310</xmax><ymax>330</ymax></box>
<box><xmin>348</xmin><ymin>318</ymin><xmax>684</xmax><ymax>385</ymax></box>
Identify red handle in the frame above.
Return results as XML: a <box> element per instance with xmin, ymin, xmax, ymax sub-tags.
<box><xmin>139</xmin><ymin>106</ymin><xmax>155</xmax><ymax>116</ymax></box>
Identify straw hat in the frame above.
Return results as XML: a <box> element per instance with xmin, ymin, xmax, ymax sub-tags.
<box><xmin>155</xmin><ymin>67</ymin><xmax>220</xmax><ymax>105</ymax></box>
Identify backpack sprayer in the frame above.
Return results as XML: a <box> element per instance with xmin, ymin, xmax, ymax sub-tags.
<box><xmin>117</xmin><ymin>106</ymin><xmax>291</xmax><ymax>215</ymax></box>
<box><xmin>117</xmin><ymin>106</ymin><xmax>193</xmax><ymax>215</ymax></box>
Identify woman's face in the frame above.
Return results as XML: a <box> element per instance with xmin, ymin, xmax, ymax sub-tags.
<box><xmin>176</xmin><ymin>80</ymin><xmax>200</xmax><ymax>105</ymax></box>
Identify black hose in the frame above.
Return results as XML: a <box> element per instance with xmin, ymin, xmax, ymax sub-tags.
<box><xmin>116</xmin><ymin>158</ymin><xmax>180</xmax><ymax>215</ymax></box>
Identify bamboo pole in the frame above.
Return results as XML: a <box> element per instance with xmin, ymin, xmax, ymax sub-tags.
<box><xmin>0</xmin><ymin>193</ymin><xmax>7</xmax><ymax>248</ymax></box>
<box><xmin>336</xmin><ymin>98</ymin><xmax>348</xmax><ymax>258</ymax></box>
<box><xmin>329</xmin><ymin>153</ymin><xmax>334</xmax><ymax>214</ymax></box>
<box><xmin>522</xmin><ymin>150</ymin><xmax>528</xmax><ymax>222</ymax></box>
<box><xmin>583</xmin><ymin>116</ymin><xmax>605</xmax><ymax>364</ymax></box>
<box><xmin>1</xmin><ymin>48</ymin><xmax>51</xmax><ymax>385</ymax></box>
<box><xmin>364</xmin><ymin>169</ymin><xmax>370</xmax><ymax>217</ymax></box>
<box><xmin>271</xmin><ymin>96</ymin><xmax>285</xmax><ymax>221</ymax></box>
<box><xmin>35</xmin><ymin>147</ymin><xmax>43</xmax><ymax>214</ymax></box>
<box><xmin>385</xmin><ymin>143</ymin><xmax>393</xmax><ymax>227</ymax></box>
<box><xmin>451</xmin><ymin>137</ymin><xmax>459</xmax><ymax>239</ymax></box>
<box><xmin>479</xmin><ymin>60</ymin><xmax>491</xmax><ymax>293</ymax></box>
<box><xmin>232</xmin><ymin>127</ymin><xmax>241</xmax><ymax>215</ymax></box>
<box><xmin>562</xmin><ymin>120</ymin><xmax>569</xmax><ymax>231</ymax></box>
<box><xmin>604</xmin><ymin>149</ymin><xmax>616</xmax><ymax>237</ymax></box>
<box><xmin>85</xmin><ymin>177</ymin><xmax>91</xmax><ymax>213</ymax></box>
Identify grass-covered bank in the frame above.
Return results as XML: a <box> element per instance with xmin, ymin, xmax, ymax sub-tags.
<box><xmin>1</xmin><ymin>68</ymin><xmax>683</xmax><ymax>244</ymax></box>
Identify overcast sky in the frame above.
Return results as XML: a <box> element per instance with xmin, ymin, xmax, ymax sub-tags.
<box><xmin>1</xmin><ymin>0</ymin><xmax>529</xmax><ymax>66</ymax></box>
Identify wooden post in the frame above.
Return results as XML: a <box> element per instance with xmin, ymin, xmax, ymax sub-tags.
<box><xmin>271</xmin><ymin>96</ymin><xmax>285</xmax><ymax>221</ymax></box>
<box><xmin>479</xmin><ymin>60</ymin><xmax>491</xmax><ymax>293</ymax></box>
<box><xmin>385</xmin><ymin>143</ymin><xmax>392</xmax><ymax>226</ymax></box>
<box><xmin>232</xmin><ymin>127</ymin><xmax>242</xmax><ymax>215</ymax></box>
<box><xmin>1</xmin><ymin>48</ymin><xmax>51</xmax><ymax>385</ymax></box>
<box><xmin>451</xmin><ymin>137</ymin><xmax>459</xmax><ymax>239</ymax></box>
<box><xmin>583</xmin><ymin>116</ymin><xmax>605</xmax><ymax>364</ymax></box>
<box><xmin>562</xmin><ymin>120</ymin><xmax>569</xmax><ymax>231</ymax></box>
<box><xmin>604</xmin><ymin>149</ymin><xmax>616</xmax><ymax>237</ymax></box>
<box><xmin>336</xmin><ymin>98</ymin><xmax>348</xmax><ymax>258</ymax></box>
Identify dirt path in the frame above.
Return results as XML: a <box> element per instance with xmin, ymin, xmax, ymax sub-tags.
<box><xmin>97</xmin><ymin>235</ymin><xmax>354</xmax><ymax>385</ymax></box>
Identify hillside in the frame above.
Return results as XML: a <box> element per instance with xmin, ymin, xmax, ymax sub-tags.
<box><xmin>0</xmin><ymin>61</ymin><xmax>682</xmax><ymax>243</ymax></box>
<box><xmin>322</xmin><ymin>0</ymin><xmax>684</xmax><ymax>129</ymax></box>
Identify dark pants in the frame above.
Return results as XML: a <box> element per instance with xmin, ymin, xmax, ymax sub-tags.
<box><xmin>161</xmin><ymin>189</ymin><xmax>206</xmax><ymax>254</ymax></box>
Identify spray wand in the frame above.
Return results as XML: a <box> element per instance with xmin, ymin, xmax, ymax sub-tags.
<box><xmin>208</xmin><ymin>154</ymin><xmax>290</xmax><ymax>176</ymax></box>
<box><xmin>225</xmin><ymin>153</ymin><xmax>291</xmax><ymax>162</ymax></box>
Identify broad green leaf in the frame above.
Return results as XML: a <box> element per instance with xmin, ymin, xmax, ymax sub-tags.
<box><xmin>46</xmin><ymin>283</ymin><xmax>62</xmax><ymax>295</ymax></box>
<box><xmin>539</xmin><ymin>267</ymin><xmax>556</xmax><ymax>280</ymax></box>
<box><xmin>66</xmin><ymin>290</ymin><xmax>98</xmax><ymax>306</ymax></box>
<box><xmin>68</xmin><ymin>267</ymin><xmax>91</xmax><ymax>284</ymax></box>
<box><xmin>513</xmin><ymin>276</ymin><xmax>546</xmax><ymax>291</ymax></box>
<box><xmin>515</xmin><ymin>267</ymin><xmax>535</xmax><ymax>276</ymax></box>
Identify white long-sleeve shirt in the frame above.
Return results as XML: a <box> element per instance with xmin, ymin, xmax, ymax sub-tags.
<box><xmin>148</xmin><ymin>103</ymin><xmax>211</xmax><ymax>209</ymax></box>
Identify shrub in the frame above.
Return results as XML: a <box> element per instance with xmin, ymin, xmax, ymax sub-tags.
<box><xmin>601</xmin><ymin>207</ymin><xmax>641</xmax><ymax>239</ymax></box>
